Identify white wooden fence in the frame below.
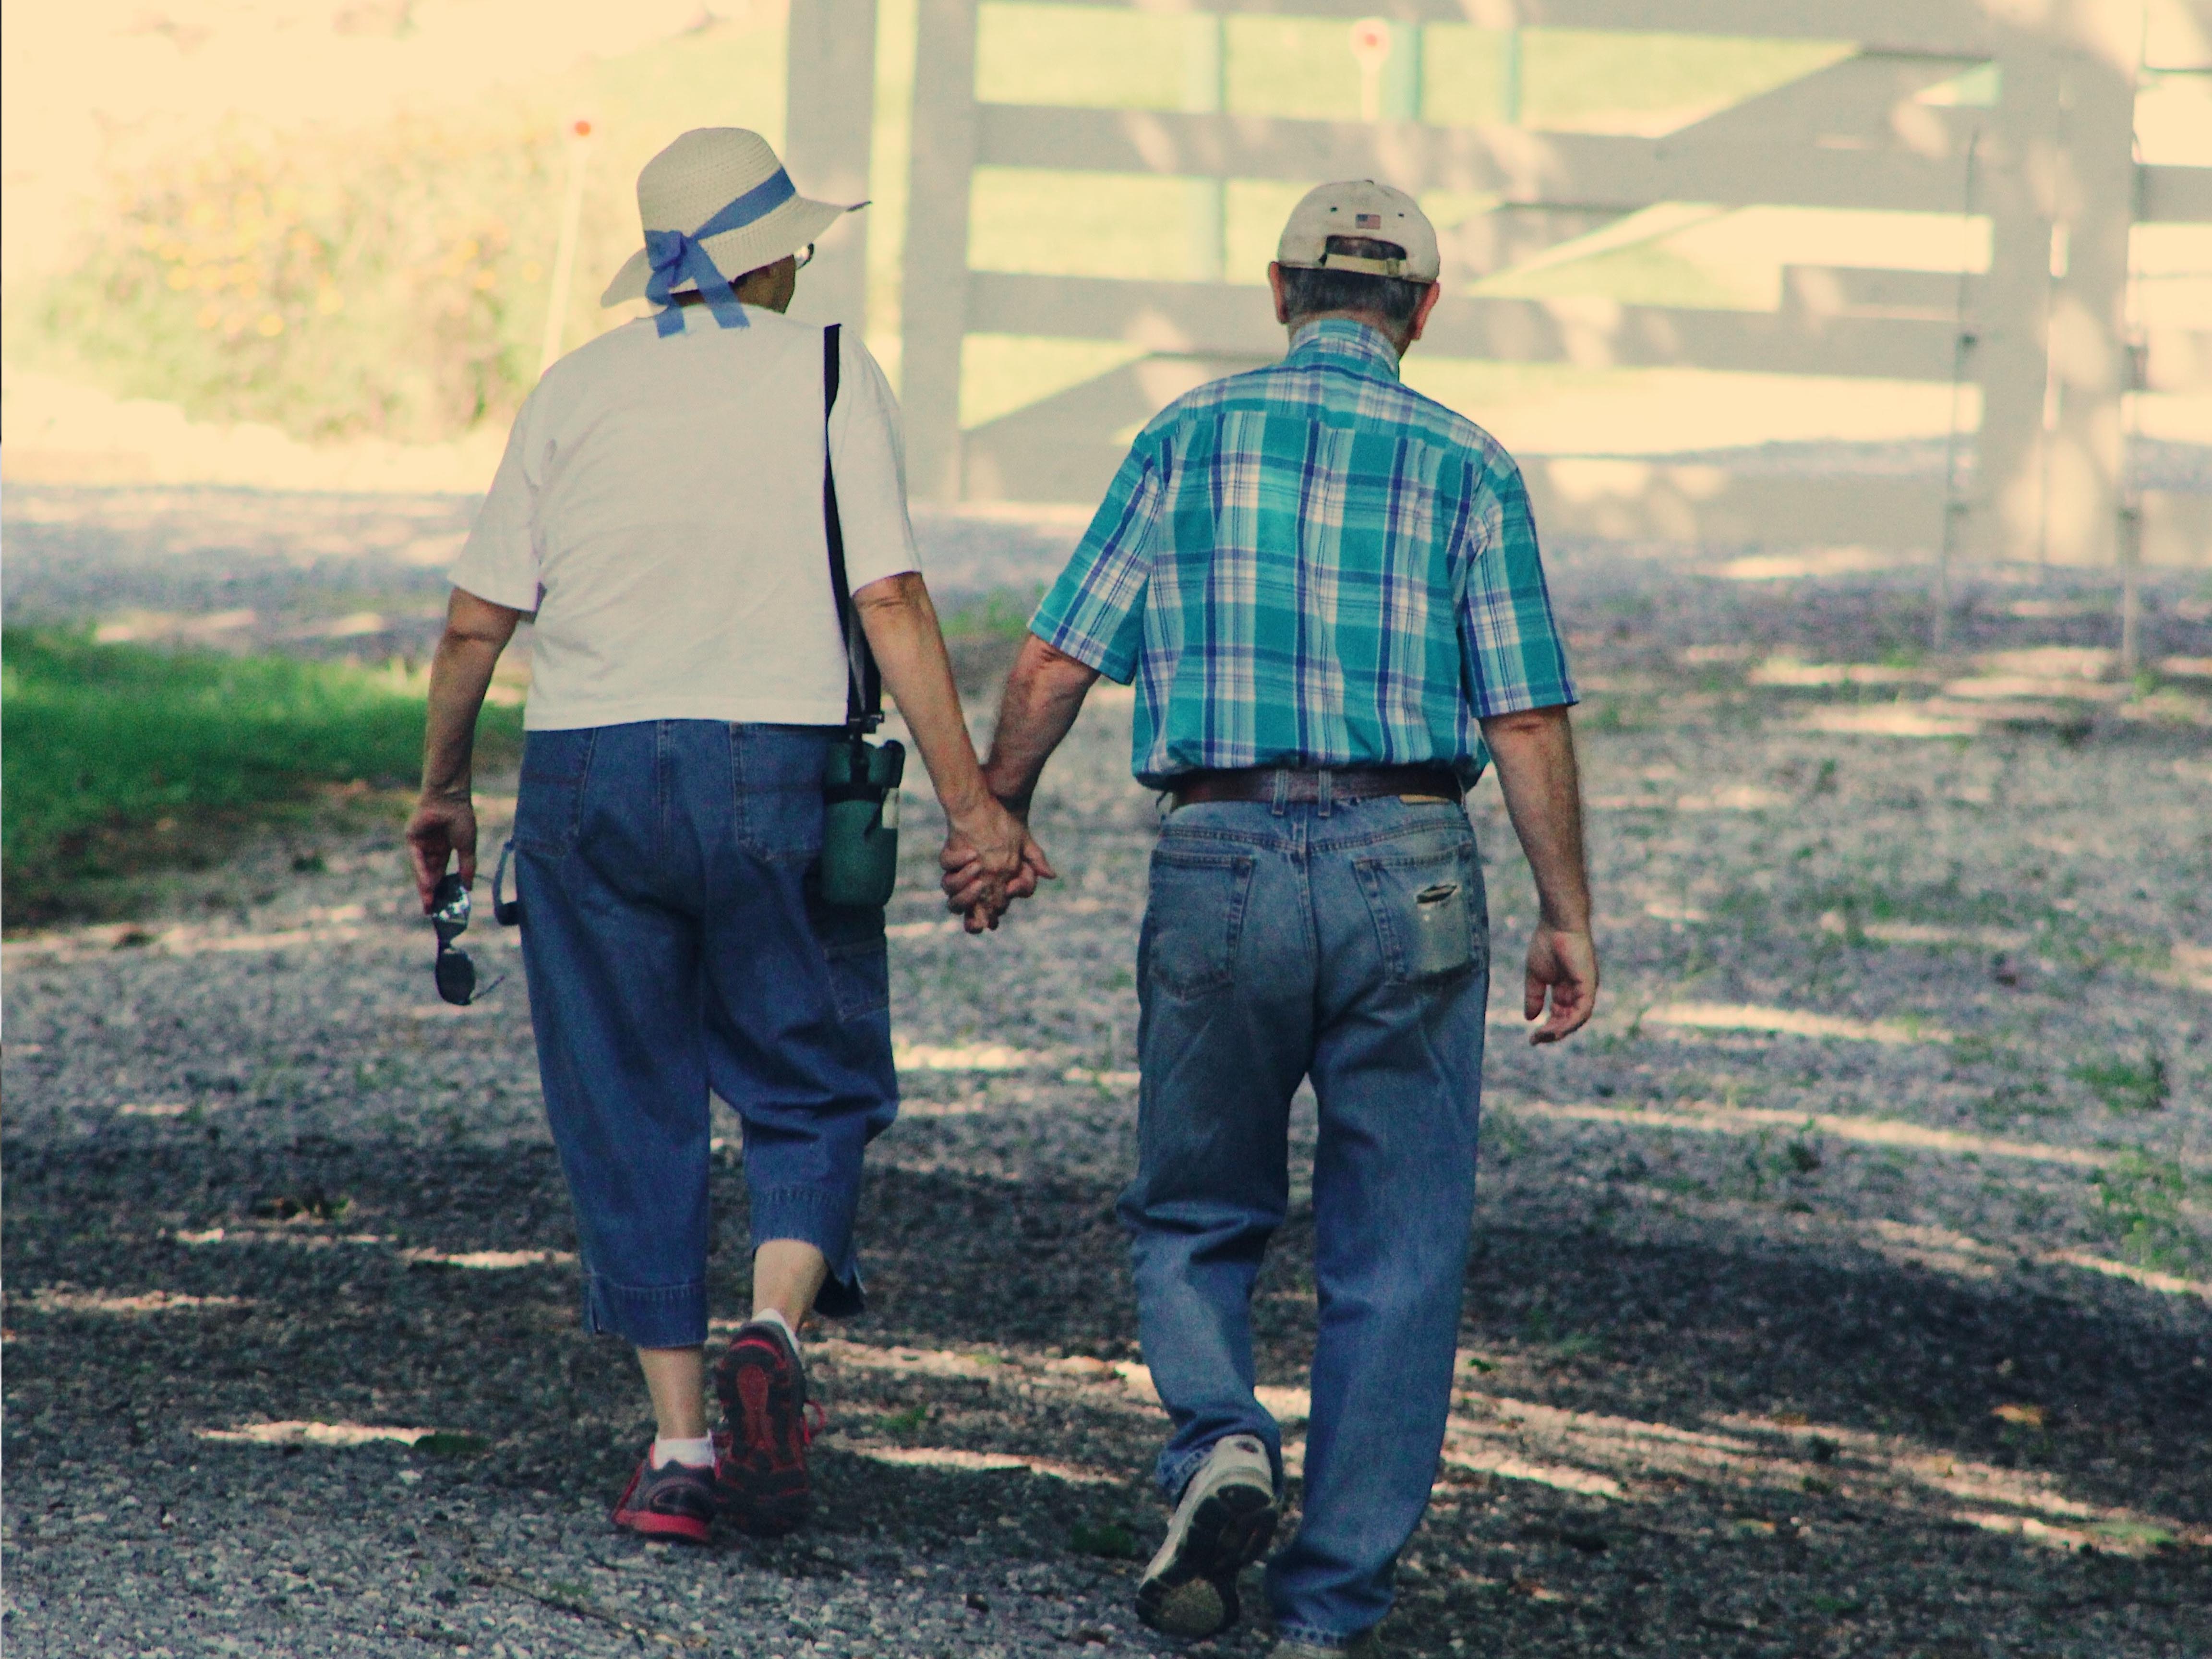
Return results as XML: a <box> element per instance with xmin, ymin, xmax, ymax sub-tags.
<box><xmin>801</xmin><ymin>0</ymin><xmax>2212</xmax><ymax>569</ymax></box>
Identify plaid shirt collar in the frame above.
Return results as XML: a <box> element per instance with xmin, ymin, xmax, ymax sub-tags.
<box><xmin>1286</xmin><ymin>317</ymin><xmax>1403</xmax><ymax>381</ymax></box>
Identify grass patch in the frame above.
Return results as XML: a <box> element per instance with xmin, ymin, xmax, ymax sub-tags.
<box><xmin>2</xmin><ymin>628</ymin><xmax>519</xmax><ymax>927</ymax></box>
<box><xmin>1480</xmin><ymin>1103</ymin><xmax>1531</xmax><ymax>1164</ymax></box>
<box><xmin>2089</xmin><ymin>1152</ymin><xmax>2199</xmax><ymax>1272</ymax></box>
<box><xmin>942</xmin><ymin>585</ymin><xmax>1047</xmax><ymax>642</ymax></box>
<box><xmin>941</xmin><ymin>586</ymin><xmax>1045</xmax><ymax>697</ymax></box>
<box><xmin>411</xmin><ymin>1431</ymin><xmax>491</xmax><ymax>1460</ymax></box>
<box><xmin>1792</xmin><ymin>875</ymin><xmax>2019</xmax><ymax>933</ymax></box>
<box><xmin>2072</xmin><ymin>1050</ymin><xmax>2171</xmax><ymax>1114</ymax></box>
<box><xmin>1581</xmin><ymin>695</ymin><xmax>1661</xmax><ymax>733</ymax></box>
<box><xmin>1068</xmin><ymin>1519</ymin><xmax>1144</xmax><ymax>1560</ymax></box>
<box><xmin>876</xmin><ymin>1403</ymin><xmax>932</xmax><ymax>1438</ymax></box>
<box><xmin>252</xmin><ymin>1190</ymin><xmax>351</xmax><ymax>1222</ymax></box>
<box><xmin>1973</xmin><ymin>1079</ymin><xmax>2065</xmax><ymax>1127</ymax></box>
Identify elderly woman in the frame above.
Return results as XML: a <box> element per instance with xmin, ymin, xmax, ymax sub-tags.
<box><xmin>405</xmin><ymin>128</ymin><xmax>1035</xmax><ymax>1544</ymax></box>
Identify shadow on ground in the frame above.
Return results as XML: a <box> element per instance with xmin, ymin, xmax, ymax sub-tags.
<box><xmin>6</xmin><ymin>1136</ymin><xmax>2206</xmax><ymax>1656</ymax></box>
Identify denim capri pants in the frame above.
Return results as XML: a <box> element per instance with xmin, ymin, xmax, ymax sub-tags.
<box><xmin>512</xmin><ymin>720</ymin><xmax>898</xmax><ymax>1348</ymax></box>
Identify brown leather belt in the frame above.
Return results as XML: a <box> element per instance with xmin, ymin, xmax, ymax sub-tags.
<box><xmin>1169</xmin><ymin>765</ymin><xmax>1463</xmax><ymax>810</ymax></box>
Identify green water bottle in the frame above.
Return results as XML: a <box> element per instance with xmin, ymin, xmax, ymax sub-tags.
<box><xmin>818</xmin><ymin>737</ymin><xmax>905</xmax><ymax>909</ymax></box>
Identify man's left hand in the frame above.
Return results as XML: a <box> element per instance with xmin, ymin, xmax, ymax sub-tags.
<box><xmin>406</xmin><ymin>793</ymin><xmax>478</xmax><ymax>912</ymax></box>
<box><xmin>1523</xmin><ymin>924</ymin><xmax>1598</xmax><ymax>1045</ymax></box>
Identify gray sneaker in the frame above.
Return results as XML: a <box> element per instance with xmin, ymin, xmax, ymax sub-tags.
<box><xmin>1134</xmin><ymin>1434</ymin><xmax>1280</xmax><ymax>1639</ymax></box>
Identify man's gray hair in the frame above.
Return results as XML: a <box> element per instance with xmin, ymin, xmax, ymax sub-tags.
<box><xmin>1280</xmin><ymin>237</ymin><xmax>1431</xmax><ymax>328</ymax></box>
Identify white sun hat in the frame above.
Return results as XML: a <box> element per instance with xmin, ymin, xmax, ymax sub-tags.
<box><xmin>600</xmin><ymin>128</ymin><xmax>863</xmax><ymax>328</ymax></box>
<box><xmin>1276</xmin><ymin>180</ymin><xmax>1440</xmax><ymax>282</ymax></box>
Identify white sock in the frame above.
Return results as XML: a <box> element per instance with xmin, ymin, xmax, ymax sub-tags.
<box><xmin>749</xmin><ymin>1307</ymin><xmax>798</xmax><ymax>1348</ymax></box>
<box><xmin>650</xmin><ymin>1434</ymin><xmax>716</xmax><ymax>1469</ymax></box>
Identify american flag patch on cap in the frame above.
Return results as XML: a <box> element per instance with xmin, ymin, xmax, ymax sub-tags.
<box><xmin>1356</xmin><ymin>213</ymin><xmax>1382</xmax><ymax>229</ymax></box>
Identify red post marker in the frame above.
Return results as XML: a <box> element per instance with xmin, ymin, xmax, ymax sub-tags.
<box><xmin>1349</xmin><ymin>18</ymin><xmax>1393</xmax><ymax>122</ymax></box>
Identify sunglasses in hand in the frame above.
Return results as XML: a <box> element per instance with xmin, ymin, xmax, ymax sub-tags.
<box><xmin>430</xmin><ymin>873</ymin><xmax>505</xmax><ymax>1006</ymax></box>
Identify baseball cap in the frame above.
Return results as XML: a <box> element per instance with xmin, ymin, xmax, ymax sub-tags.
<box><xmin>1276</xmin><ymin>180</ymin><xmax>1440</xmax><ymax>282</ymax></box>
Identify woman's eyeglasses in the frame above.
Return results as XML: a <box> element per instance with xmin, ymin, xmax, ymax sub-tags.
<box><xmin>430</xmin><ymin>874</ymin><xmax>504</xmax><ymax>1006</ymax></box>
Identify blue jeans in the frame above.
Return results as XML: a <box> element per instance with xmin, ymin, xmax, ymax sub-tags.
<box><xmin>1118</xmin><ymin>795</ymin><xmax>1489</xmax><ymax>1649</ymax></box>
<box><xmin>513</xmin><ymin>721</ymin><xmax>897</xmax><ymax>1348</ymax></box>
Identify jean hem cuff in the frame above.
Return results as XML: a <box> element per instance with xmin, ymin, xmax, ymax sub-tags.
<box><xmin>1156</xmin><ymin>1427</ymin><xmax>1282</xmax><ymax>1504</ymax></box>
<box><xmin>581</xmin><ymin>1272</ymin><xmax>708</xmax><ymax>1349</ymax></box>
<box><xmin>749</xmin><ymin>1184</ymin><xmax>866</xmax><ymax>1318</ymax></box>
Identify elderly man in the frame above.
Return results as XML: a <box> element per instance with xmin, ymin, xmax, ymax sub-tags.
<box><xmin>948</xmin><ymin>182</ymin><xmax>1598</xmax><ymax>1656</ymax></box>
<box><xmin>407</xmin><ymin>128</ymin><xmax>1031</xmax><ymax>1546</ymax></box>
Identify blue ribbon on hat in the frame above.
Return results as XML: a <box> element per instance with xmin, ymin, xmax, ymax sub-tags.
<box><xmin>643</xmin><ymin>167</ymin><xmax>798</xmax><ymax>337</ymax></box>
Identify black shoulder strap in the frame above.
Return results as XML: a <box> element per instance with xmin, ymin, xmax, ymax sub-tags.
<box><xmin>823</xmin><ymin>323</ymin><xmax>882</xmax><ymax>737</ymax></box>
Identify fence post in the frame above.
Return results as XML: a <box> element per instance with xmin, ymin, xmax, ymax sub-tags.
<box><xmin>1383</xmin><ymin>20</ymin><xmax>1422</xmax><ymax>121</ymax></box>
<box><xmin>2041</xmin><ymin>12</ymin><xmax>2140</xmax><ymax>573</ymax></box>
<box><xmin>901</xmin><ymin>0</ymin><xmax>981</xmax><ymax>502</ymax></box>
<box><xmin>1968</xmin><ymin>38</ymin><xmax>2061</xmax><ymax>567</ymax></box>
<box><xmin>1185</xmin><ymin>12</ymin><xmax>1227</xmax><ymax>284</ymax></box>
<box><xmin>1972</xmin><ymin>4</ymin><xmax>2139</xmax><ymax>570</ymax></box>
<box><xmin>783</xmin><ymin>0</ymin><xmax>881</xmax><ymax>330</ymax></box>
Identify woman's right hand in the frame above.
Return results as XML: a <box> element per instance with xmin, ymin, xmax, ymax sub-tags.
<box><xmin>405</xmin><ymin>791</ymin><xmax>478</xmax><ymax>912</ymax></box>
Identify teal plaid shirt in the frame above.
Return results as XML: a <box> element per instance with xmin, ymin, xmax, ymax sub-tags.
<box><xmin>1031</xmin><ymin>319</ymin><xmax>1576</xmax><ymax>786</ymax></box>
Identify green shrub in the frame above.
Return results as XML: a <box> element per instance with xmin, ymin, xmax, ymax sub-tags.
<box><xmin>15</xmin><ymin>18</ymin><xmax>791</xmax><ymax>445</ymax></box>
<box><xmin>34</xmin><ymin>120</ymin><xmax>560</xmax><ymax>444</ymax></box>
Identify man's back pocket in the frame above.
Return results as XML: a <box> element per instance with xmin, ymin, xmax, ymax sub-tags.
<box><xmin>1141</xmin><ymin>848</ymin><xmax>1257</xmax><ymax>998</ymax></box>
<box><xmin>1355</xmin><ymin>843</ymin><xmax>1485</xmax><ymax>986</ymax></box>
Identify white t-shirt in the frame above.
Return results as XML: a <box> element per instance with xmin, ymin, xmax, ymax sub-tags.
<box><xmin>451</xmin><ymin>306</ymin><xmax>920</xmax><ymax>730</ymax></box>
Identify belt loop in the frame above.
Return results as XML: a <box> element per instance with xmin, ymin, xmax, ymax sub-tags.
<box><xmin>1317</xmin><ymin>767</ymin><xmax>1334</xmax><ymax>818</ymax></box>
<box><xmin>1269</xmin><ymin>768</ymin><xmax>1289</xmax><ymax>817</ymax></box>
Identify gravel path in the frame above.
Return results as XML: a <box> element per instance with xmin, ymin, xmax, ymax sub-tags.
<box><xmin>4</xmin><ymin>488</ymin><xmax>2210</xmax><ymax>1658</ymax></box>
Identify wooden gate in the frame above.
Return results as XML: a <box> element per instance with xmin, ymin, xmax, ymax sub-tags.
<box><xmin>813</xmin><ymin>0</ymin><xmax>2212</xmax><ymax>568</ymax></box>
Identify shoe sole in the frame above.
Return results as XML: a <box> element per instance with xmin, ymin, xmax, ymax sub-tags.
<box><xmin>612</xmin><ymin>1507</ymin><xmax>712</xmax><ymax>1545</ymax></box>
<box><xmin>1134</xmin><ymin>1480</ymin><xmax>1279</xmax><ymax>1639</ymax></box>
<box><xmin>714</xmin><ymin>1337</ymin><xmax>811</xmax><ymax>1537</ymax></box>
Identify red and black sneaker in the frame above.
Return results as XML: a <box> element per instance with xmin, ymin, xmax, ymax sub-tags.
<box><xmin>610</xmin><ymin>1449</ymin><xmax>718</xmax><ymax>1545</ymax></box>
<box><xmin>713</xmin><ymin>1318</ymin><xmax>820</xmax><ymax>1536</ymax></box>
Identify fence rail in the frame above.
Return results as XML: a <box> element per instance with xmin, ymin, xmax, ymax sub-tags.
<box><xmin>1064</xmin><ymin>0</ymin><xmax>2009</xmax><ymax>55</ymax></box>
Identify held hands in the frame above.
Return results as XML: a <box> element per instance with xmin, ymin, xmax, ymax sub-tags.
<box><xmin>940</xmin><ymin>797</ymin><xmax>1055</xmax><ymax>933</ymax></box>
<box><xmin>405</xmin><ymin>792</ymin><xmax>478</xmax><ymax>913</ymax></box>
<box><xmin>1523</xmin><ymin>924</ymin><xmax>1599</xmax><ymax>1045</ymax></box>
